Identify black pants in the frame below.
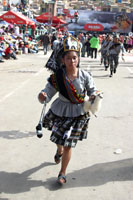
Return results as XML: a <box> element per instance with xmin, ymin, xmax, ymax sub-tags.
<box><xmin>109</xmin><ymin>54</ymin><xmax>119</xmax><ymax>72</ymax></box>
<box><xmin>86</xmin><ymin>48</ymin><xmax>91</xmax><ymax>57</ymax></box>
<box><xmin>91</xmin><ymin>48</ymin><xmax>97</xmax><ymax>59</ymax></box>
<box><xmin>102</xmin><ymin>52</ymin><xmax>109</xmax><ymax>67</ymax></box>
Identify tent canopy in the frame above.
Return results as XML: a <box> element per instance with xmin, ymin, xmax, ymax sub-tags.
<box><xmin>36</xmin><ymin>12</ymin><xmax>66</xmax><ymax>26</ymax></box>
<box><xmin>0</xmin><ymin>11</ymin><xmax>35</xmax><ymax>28</ymax></box>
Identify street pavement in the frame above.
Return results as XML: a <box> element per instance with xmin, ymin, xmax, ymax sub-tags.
<box><xmin>0</xmin><ymin>50</ymin><xmax>133</xmax><ymax>200</ymax></box>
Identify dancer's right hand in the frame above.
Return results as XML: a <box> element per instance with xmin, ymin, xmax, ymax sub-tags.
<box><xmin>38</xmin><ymin>92</ymin><xmax>47</xmax><ymax>102</ymax></box>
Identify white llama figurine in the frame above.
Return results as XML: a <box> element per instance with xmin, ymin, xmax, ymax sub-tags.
<box><xmin>83</xmin><ymin>92</ymin><xmax>103</xmax><ymax>117</ymax></box>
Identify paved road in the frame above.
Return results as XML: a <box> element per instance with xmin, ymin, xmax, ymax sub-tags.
<box><xmin>0</xmin><ymin>51</ymin><xmax>133</xmax><ymax>200</ymax></box>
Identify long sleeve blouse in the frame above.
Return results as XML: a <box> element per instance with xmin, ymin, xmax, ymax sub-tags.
<box><xmin>107</xmin><ymin>41</ymin><xmax>125</xmax><ymax>55</ymax></box>
<box><xmin>41</xmin><ymin>68</ymin><xmax>97</xmax><ymax>117</ymax></box>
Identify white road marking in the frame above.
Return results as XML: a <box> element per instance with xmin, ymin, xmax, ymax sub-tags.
<box><xmin>34</xmin><ymin>68</ymin><xmax>44</xmax><ymax>76</ymax></box>
<box><xmin>81</xmin><ymin>65</ymin><xmax>91</xmax><ymax>71</ymax></box>
<box><xmin>0</xmin><ymin>68</ymin><xmax>45</xmax><ymax>103</ymax></box>
<box><xmin>127</xmin><ymin>67</ymin><xmax>133</xmax><ymax>73</ymax></box>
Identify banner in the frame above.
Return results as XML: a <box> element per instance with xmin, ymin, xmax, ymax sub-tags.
<box><xmin>66</xmin><ymin>10</ymin><xmax>132</xmax><ymax>33</ymax></box>
<box><xmin>84</xmin><ymin>23</ymin><xmax>104</xmax><ymax>31</ymax></box>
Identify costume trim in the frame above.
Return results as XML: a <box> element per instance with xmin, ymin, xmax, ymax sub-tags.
<box><xmin>48</xmin><ymin>69</ymin><xmax>85</xmax><ymax>104</ymax></box>
<box><xmin>50</xmin><ymin>74</ymin><xmax>59</xmax><ymax>90</ymax></box>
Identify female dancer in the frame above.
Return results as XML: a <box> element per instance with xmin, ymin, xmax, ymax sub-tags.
<box><xmin>38</xmin><ymin>35</ymin><xmax>97</xmax><ymax>185</ymax></box>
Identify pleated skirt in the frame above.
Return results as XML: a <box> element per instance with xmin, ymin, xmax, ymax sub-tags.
<box><xmin>43</xmin><ymin>109</ymin><xmax>90</xmax><ymax>148</ymax></box>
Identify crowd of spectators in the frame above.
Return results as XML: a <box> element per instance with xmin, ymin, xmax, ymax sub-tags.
<box><xmin>0</xmin><ymin>1</ymin><xmax>33</xmax><ymax>19</ymax></box>
<box><xmin>0</xmin><ymin>1</ymin><xmax>132</xmax><ymax>64</ymax></box>
<box><xmin>0</xmin><ymin>22</ymin><xmax>40</xmax><ymax>63</ymax></box>
<box><xmin>0</xmin><ymin>17</ymin><xmax>132</xmax><ymax>64</ymax></box>
<box><xmin>0</xmin><ymin>17</ymin><xmax>65</xmax><ymax>63</ymax></box>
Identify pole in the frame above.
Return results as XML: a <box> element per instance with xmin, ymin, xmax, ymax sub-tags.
<box><xmin>36</xmin><ymin>102</ymin><xmax>46</xmax><ymax>138</ymax></box>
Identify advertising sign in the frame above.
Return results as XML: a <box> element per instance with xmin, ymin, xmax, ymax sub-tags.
<box><xmin>84</xmin><ymin>23</ymin><xmax>104</xmax><ymax>31</ymax></box>
<box><xmin>66</xmin><ymin>10</ymin><xmax>132</xmax><ymax>33</ymax></box>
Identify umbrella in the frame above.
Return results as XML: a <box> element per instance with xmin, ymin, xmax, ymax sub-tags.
<box><xmin>36</xmin><ymin>12</ymin><xmax>66</xmax><ymax>25</ymax></box>
<box><xmin>0</xmin><ymin>11</ymin><xmax>35</xmax><ymax>27</ymax></box>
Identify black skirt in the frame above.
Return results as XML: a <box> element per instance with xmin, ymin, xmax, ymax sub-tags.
<box><xmin>43</xmin><ymin>109</ymin><xmax>90</xmax><ymax>148</ymax></box>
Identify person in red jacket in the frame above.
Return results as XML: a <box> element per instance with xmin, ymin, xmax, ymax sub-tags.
<box><xmin>4</xmin><ymin>44</ymin><xmax>17</xmax><ymax>60</ymax></box>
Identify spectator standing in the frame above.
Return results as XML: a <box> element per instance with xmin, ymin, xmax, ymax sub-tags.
<box><xmin>51</xmin><ymin>33</ymin><xmax>57</xmax><ymax>50</ymax></box>
<box><xmin>52</xmin><ymin>37</ymin><xmax>61</xmax><ymax>50</ymax></box>
<box><xmin>127</xmin><ymin>36</ymin><xmax>133</xmax><ymax>53</ymax></box>
<box><xmin>3</xmin><ymin>0</ymin><xmax>7</xmax><ymax>11</ymax></box>
<box><xmin>14</xmin><ymin>24</ymin><xmax>20</xmax><ymax>37</ymax></box>
<box><xmin>80</xmin><ymin>33</ymin><xmax>86</xmax><ymax>57</ymax></box>
<box><xmin>41</xmin><ymin>32</ymin><xmax>50</xmax><ymax>55</ymax></box>
<box><xmin>89</xmin><ymin>34</ymin><xmax>99</xmax><ymax>59</ymax></box>
<box><xmin>123</xmin><ymin>36</ymin><xmax>129</xmax><ymax>52</ymax></box>
<box><xmin>85</xmin><ymin>34</ymin><xmax>91</xmax><ymax>57</ymax></box>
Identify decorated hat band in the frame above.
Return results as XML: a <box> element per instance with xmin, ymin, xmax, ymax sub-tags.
<box><xmin>63</xmin><ymin>35</ymin><xmax>80</xmax><ymax>52</ymax></box>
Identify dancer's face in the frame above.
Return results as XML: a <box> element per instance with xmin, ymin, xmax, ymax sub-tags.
<box><xmin>62</xmin><ymin>51</ymin><xmax>79</xmax><ymax>70</ymax></box>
